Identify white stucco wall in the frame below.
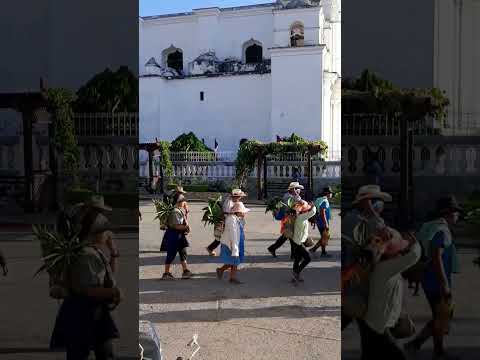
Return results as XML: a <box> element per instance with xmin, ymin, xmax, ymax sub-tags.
<box><xmin>434</xmin><ymin>0</ymin><xmax>480</xmax><ymax>132</ymax></box>
<box><xmin>140</xmin><ymin>74</ymin><xmax>272</xmax><ymax>150</ymax></box>
<box><xmin>270</xmin><ymin>46</ymin><xmax>323</xmax><ymax>143</ymax></box>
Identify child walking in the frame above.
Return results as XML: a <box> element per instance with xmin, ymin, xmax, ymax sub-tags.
<box><xmin>216</xmin><ymin>202</ymin><xmax>250</xmax><ymax>284</ymax></box>
<box><xmin>291</xmin><ymin>200</ymin><xmax>317</xmax><ymax>282</ymax></box>
<box><xmin>160</xmin><ymin>193</ymin><xmax>193</xmax><ymax>280</ymax></box>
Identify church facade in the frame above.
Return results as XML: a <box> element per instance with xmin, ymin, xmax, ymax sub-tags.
<box><xmin>139</xmin><ymin>0</ymin><xmax>341</xmax><ymax>154</ymax></box>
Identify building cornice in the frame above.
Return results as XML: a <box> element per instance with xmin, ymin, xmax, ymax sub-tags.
<box><xmin>273</xmin><ymin>6</ymin><xmax>322</xmax><ymax>15</ymax></box>
<box><xmin>269</xmin><ymin>44</ymin><xmax>325</xmax><ymax>56</ymax></box>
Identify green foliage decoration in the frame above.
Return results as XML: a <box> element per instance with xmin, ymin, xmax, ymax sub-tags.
<box><xmin>74</xmin><ymin>66</ymin><xmax>138</xmax><ymax>113</ymax></box>
<box><xmin>342</xmin><ymin>69</ymin><xmax>450</xmax><ymax>124</ymax></box>
<box><xmin>153</xmin><ymin>198</ymin><xmax>175</xmax><ymax>230</ymax></box>
<box><xmin>157</xmin><ymin>140</ymin><xmax>173</xmax><ymax>177</ymax></box>
<box><xmin>46</xmin><ymin>88</ymin><xmax>80</xmax><ymax>184</ymax></box>
<box><xmin>170</xmin><ymin>132</ymin><xmax>213</xmax><ymax>152</ymax></box>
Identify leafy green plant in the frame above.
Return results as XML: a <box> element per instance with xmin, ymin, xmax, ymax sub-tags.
<box><xmin>74</xmin><ymin>66</ymin><xmax>138</xmax><ymax>112</ymax></box>
<box><xmin>33</xmin><ymin>216</ymin><xmax>86</xmax><ymax>298</ymax></box>
<box><xmin>170</xmin><ymin>132</ymin><xmax>213</xmax><ymax>152</ymax></box>
<box><xmin>46</xmin><ymin>88</ymin><xmax>80</xmax><ymax>184</ymax></box>
<box><xmin>153</xmin><ymin>198</ymin><xmax>175</xmax><ymax>229</ymax></box>
<box><xmin>157</xmin><ymin>140</ymin><xmax>173</xmax><ymax>177</ymax></box>
<box><xmin>265</xmin><ymin>197</ymin><xmax>285</xmax><ymax>215</ymax></box>
<box><xmin>201</xmin><ymin>195</ymin><xmax>224</xmax><ymax>227</ymax></box>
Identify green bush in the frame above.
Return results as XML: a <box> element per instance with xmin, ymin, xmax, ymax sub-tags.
<box><xmin>183</xmin><ymin>185</ymin><xmax>209</xmax><ymax>192</ymax></box>
<box><xmin>170</xmin><ymin>132</ymin><xmax>213</xmax><ymax>152</ymax></box>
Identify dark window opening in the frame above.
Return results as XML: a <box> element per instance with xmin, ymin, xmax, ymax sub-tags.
<box><xmin>245</xmin><ymin>44</ymin><xmax>263</xmax><ymax>64</ymax></box>
<box><xmin>200</xmin><ymin>91</ymin><xmax>204</xmax><ymax>101</ymax></box>
<box><xmin>167</xmin><ymin>50</ymin><xmax>183</xmax><ymax>73</ymax></box>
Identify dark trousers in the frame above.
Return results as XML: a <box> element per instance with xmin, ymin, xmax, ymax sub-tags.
<box><xmin>165</xmin><ymin>247</ymin><xmax>187</xmax><ymax>264</ymax></box>
<box><xmin>268</xmin><ymin>235</ymin><xmax>294</xmax><ymax>258</ymax></box>
<box><xmin>292</xmin><ymin>242</ymin><xmax>311</xmax><ymax>274</ymax></box>
<box><xmin>357</xmin><ymin>320</ymin><xmax>406</xmax><ymax>360</ymax></box>
<box><xmin>66</xmin><ymin>340</ymin><xmax>114</xmax><ymax>360</ymax></box>
<box><xmin>207</xmin><ymin>239</ymin><xmax>220</xmax><ymax>252</ymax></box>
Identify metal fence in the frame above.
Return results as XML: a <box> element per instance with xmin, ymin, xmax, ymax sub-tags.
<box><xmin>74</xmin><ymin>112</ymin><xmax>138</xmax><ymax>137</ymax></box>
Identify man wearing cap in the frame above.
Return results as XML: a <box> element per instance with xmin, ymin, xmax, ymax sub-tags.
<box><xmin>405</xmin><ymin>196</ymin><xmax>461</xmax><ymax>360</ymax></box>
<box><xmin>267</xmin><ymin>182</ymin><xmax>304</xmax><ymax>258</ymax></box>
<box><xmin>206</xmin><ymin>189</ymin><xmax>247</xmax><ymax>256</ymax></box>
<box><xmin>311</xmin><ymin>187</ymin><xmax>334</xmax><ymax>257</ymax></box>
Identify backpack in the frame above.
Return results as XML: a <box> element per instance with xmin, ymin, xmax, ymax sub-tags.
<box><xmin>273</xmin><ymin>207</ymin><xmax>285</xmax><ymax>221</ymax></box>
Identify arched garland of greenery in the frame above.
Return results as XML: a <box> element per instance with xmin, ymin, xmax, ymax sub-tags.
<box><xmin>235</xmin><ymin>136</ymin><xmax>328</xmax><ymax>187</ymax></box>
<box><xmin>45</xmin><ymin>89</ymin><xmax>80</xmax><ymax>183</ymax></box>
<box><xmin>342</xmin><ymin>70</ymin><xmax>450</xmax><ymax>123</ymax></box>
<box><xmin>157</xmin><ymin>140</ymin><xmax>173</xmax><ymax>177</ymax></box>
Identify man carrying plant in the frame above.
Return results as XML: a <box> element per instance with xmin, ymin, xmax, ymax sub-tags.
<box><xmin>206</xmin><ymin>189</ymin><xmax>247</xmax><ymax>256</ymax></box>
<box><xmin>267</xmin><ymin>182</ymin><xmax>303</xmax><ymax>258</ymax></box>
<box><xmin>405</xmin><ymin>196</ymin><xmax>461</xmax><ymax>360</ymax></box>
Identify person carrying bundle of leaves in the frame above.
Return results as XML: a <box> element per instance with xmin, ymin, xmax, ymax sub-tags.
<box><xmin>267</xmin><ymin>182</ymin><xmax>304</xmax><ymax>258</ymax></box>
<box><xmin>205</xmin><ymin>189</ymin><xmax>247</xmax><ymax>256</ymax></box>
<box><xmin>159</xmin><ymin>192</ymin><xmax>193</xmax><ymax>280</ymax></box>
<box><xmin>43</xmin><ymin>195</ymin><xmax>124</xmax><ymax>360</ymax></box>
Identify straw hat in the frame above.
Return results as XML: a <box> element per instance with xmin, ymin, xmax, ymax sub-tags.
<box><xmin>288</xmin><ymin>182</ymin><xmax>304</xmax><ymax>190</ymax></box>
<box><xmin>174</xmin><ymin>186</ymin><xmax>187</xmax><ymax>194</ymax></box>
<box><xmin>231</xmin><ymin>202</ymin><xmax>251</xmax><ymax>214</ymax></box>
<box><xmin>435</xmin><ymin>195</ymin><xmax>462</xmax><ymax>215</ymax></box>
<box><xmin>352</xmin><ymin>185</ymin><xmax>392</xmax><ymax>204</ymax></box>
<box><xmin>78</xmin><ymin>194</ymin><xmax>112</xmax><ymax>211</ymax></box>
<box><xmin>231</xmin><ymin>189</ymin><xmax>247</xmax><ymax>197</ymax></box>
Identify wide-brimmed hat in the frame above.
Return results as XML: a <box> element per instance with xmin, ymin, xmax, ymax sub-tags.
<box><xmin>352</xmin><ymin>185</ymin><xmax>392</xmax><ymax>204</ymax></box>
<box><xmin>174</xmin><ymin>186</ymin><xmax>187</xmax><ymax>194</ymax></box>
<box><xmin>231</xmin><ymin>189</ymin><xmax>247</xmax><ymax>197</ymax></box>
<box><xmin>175</xmin><ymin>193</ymin><xmax>186</xmax><ymax>204</ymax></box>
<box><xmin>231</xmin><ymin>202</ymin><xmax>251</xmax><ymax>214</ymax></box>
<box><xmin>288</xmin><ymin>182</ymin><xmax>304</xmax><ymax>190</ymax></box>
<box><xmin>78</xmin><ymin>194</ymin><xmax>112</xmax><ymax>211</ymax></box>
<box><xmin>435</xmin><ymin>196</ymin><xmax>462</xmax><ymax>214</ymax></box>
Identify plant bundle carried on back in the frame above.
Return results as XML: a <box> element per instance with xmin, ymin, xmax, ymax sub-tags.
<box><xmin>202</xmin><ymin>195</ymin><xmax>225</xmax><ymax>239</ymax></box>
<box><xmin>281</xmin><ymin>198</ymin><xmax>298</xmax><ymax>240</ymax></box>
<box><xmin>153</xmin><ymin>197</ymin><xmax>175</xmax><ymax>230</ymax></box>
<box><xmin>33</xmin><ymin>212</ymin><xmax>85</xmax><ymax>299</ymax></box>
<box><xmin>265</xmin><ymin>197</ymin><xmax>287</xmax><ymax>221</ymax></box>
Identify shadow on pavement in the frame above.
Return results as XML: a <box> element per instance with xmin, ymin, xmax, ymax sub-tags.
<box><xmin>140</xmin><ymin>266</ymin><xmax>340</xmax><ymax>304</ymax></box>
<box><xmin>140</xmin><ymin>304</ymin><xmax>340</xmax><ymax>324</ymax></box>
<box><xmin>139</xmin><ymin>250</ymin><xmax>341</xmax><ymax>267</ymax></box>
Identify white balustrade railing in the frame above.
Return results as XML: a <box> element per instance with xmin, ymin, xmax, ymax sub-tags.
<box><xmin>168</xmin><ymin>151</ymin><xmax>236</xmax><ymax>162</ymax></box>
<box><xmin>74</xmin><ymin>112</ymin><xmax>138</xmax><ymax>137</ymax></box>
<box><xmin>342</xmin><ymin>144</ymin><xmax>480</xmax><ymax>176</ymax></box>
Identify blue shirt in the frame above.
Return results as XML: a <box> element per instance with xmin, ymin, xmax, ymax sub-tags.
<box><xmin>422</xmin><ymin>231</ymin><xmax>453</xmax><ymax>294</ymax></box>
<box><xmin>314</xmin><ymin>197</ymin><xmax>331</xmax><ymax>227</ymax></box>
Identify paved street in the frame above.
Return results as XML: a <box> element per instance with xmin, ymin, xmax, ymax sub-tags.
<box><xmin>342</xmin><ymin>249</ymin><xmax>480</xmax><ymax>359</ymax></box>
<box><xmin>139</xmin><ymin>200</ymin><xmax>341</xmax><ymax>360</ymax></box>
<box><xmin>0</xmin><ymin>231</ymin><xmax>139</xmax><ymax>359</ymax></box>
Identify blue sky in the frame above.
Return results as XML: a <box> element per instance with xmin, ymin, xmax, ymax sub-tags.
<box><xmin>140</xmin><ymin>0</ymin><xmax>272</xmax><ymax>17</ymax></box>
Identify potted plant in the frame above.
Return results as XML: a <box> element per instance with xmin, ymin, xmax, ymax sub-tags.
<box><xmin>153</xmin><ymin>197</ymin><xmax>175</xmax><ymax>230</ymax></box>
<box><xmin>33</xmin><ymin>214</ymin><xmax>85</xmax><ymax>299</ymax></box>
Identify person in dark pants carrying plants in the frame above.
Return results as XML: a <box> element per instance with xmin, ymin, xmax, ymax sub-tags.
<box><xmin>405</xmin><ymin>196</ymin><xmax>461</xmax><ymax>360</ymax></box>
<box><xmin>311</xmin><ymin>187</ymin><xmax>333</xmax><ymax>257</ymax></box>
<box><xmin>160</xmin><ymin>192</ymin><xmax>194</xmax><ymax>280</ymax></box>
<box><xmin>268</xmin><ymin>182</ymin><xmax>303</xmax><ymax>258</ymax></box>
<box><xmin>50</xmin><ymin>196</ymin><xmax>123</xmax><ymax>360</ymax></box>
<box><xmin>291</xmin><ymin>200</ymin><xmax>316</xmax><ymax>283</ymax></box>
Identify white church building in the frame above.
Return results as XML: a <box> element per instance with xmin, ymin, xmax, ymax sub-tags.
<box><xmin>139</xmin><ymin>0</ymin><xmax>341</xmax><ymax>155</ymax></box>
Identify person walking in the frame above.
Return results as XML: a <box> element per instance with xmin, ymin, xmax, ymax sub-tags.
<box><xmin>50</xmin><ymin>196</ymin><xmax>123</xmax><ymax>360</ymax></box>
<box><xmin>357</xmin><ymin>231</ymin><xmax>420</xmax><ymax>360</ymax></box>
<box><xmin>216</xmin><ymin>202</ymin><xmax>250</xmax><ymax>284</ymax></box>
<box><xmin>267</xmin><ymin>182</ymin><xmax>303</xmax><ymax>258</ymax></box>
<box><xmin>404</xmin><ymin>196</ymin><xmax>461</xmax><ymax>360</ymax></box>
<box><xmin>160</xmin><ymin>192</ymin><xmax>193</xmax><ymax>280</ymax></box>
<box><xmin>206</xmin><ymin>189</ymin><xmax>247</xmax><ymax>256</ymax></box>
<box><xmin>291</xmin><ymin>200</ymin><xmax>316</xmax><ymax>282</ymax></box>
<box><xmin>310</xmin><ymin>187</ymin><xmax>333</xmax><ymax>257</ymax></box>
<box><xmin>0</xmin><ymin>248</ymin><xmax>7</xmax><ymax>276</ymax></box>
